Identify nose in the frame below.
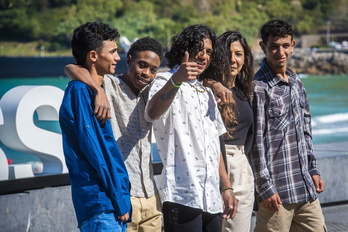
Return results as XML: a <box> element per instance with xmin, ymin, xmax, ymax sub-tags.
<box><xmin>276</xmin><ymin>47</ymin><xmax>285</xmax><ymax>56</ymax></box>
<box><xmin>114</xmin><ymin>52</ymin><xmax>121</xmax><ymax>62</ymax></box>
<box><xmin>142</xmin><ymin>68</ymin><xmax>150</xmax><ymax>77</ymax></box>
<box><xmin>230</xmin><ymin>54</ymin><xmax>236</xmax><ymax>63</ymax></box>
<box><xmin>198</xmin><ymin>50</ymin><xmax>207</xmax><ymax>59</ymax></box>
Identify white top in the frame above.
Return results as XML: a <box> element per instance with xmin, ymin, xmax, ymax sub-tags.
<box><xmin>104</xmin><ymin>74</ymin><xmax>156</xmax><ymax>198</ymax></box>
<box><xmin>145</xmin><ymin>67</ymin><xmax>226</xmax><ymax>213</ymax></box>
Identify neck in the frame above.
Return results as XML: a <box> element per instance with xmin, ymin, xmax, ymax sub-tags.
<box><xmin>120</xmin><ymin>73</ymin><xmax>139</xmax><ymax>94</ymax></box>
<box><xmin>89</xmin><ymin>68</ymin><xmax>104</xmax><ymax>86</ymax></box>
<box><xmin>226</xmin><ymin>75</ymin><xmax>236</xmax><ymax>88</ymax></box>
<box><xmin>231</xmin><ymin>75</ymin><xmax>236</xmax><ymax>87</ymax></box>
<box><xmin>266</xmin><ymin>60</ymin><xmax>288</xmax><ymax>82</ymax></box>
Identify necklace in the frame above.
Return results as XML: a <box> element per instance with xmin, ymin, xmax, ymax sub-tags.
<box><xmin>188</xmin><ymin>83</ymin><xmax>206</xmax><ymax>93</ymax></box>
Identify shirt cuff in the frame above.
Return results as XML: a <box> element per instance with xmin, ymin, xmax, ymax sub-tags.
<box><xmin>309</xmin><ymin>168</ymin><xmax>320</xmax><ymax>176</ymax></box>
<box><xmin>112</xmin><ymin>193</ymin><xmax>131</xmax><ymax>217</ymax></box>
<box><xmin>258</xmin><ymin>184</ymin><xmax>278</xmax><ymax>202</ymax></box>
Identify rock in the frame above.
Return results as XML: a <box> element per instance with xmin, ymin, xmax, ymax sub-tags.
<box><xmin>254</xmin><ymin>49</ymin><xmax>348</xmax><ymax>75</ymax></box>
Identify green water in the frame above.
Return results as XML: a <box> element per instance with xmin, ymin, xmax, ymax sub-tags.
<box><xmin>301</xmin><ymin>74</ymin><xmax>348</xmax><ymax>144</ymax></box>
<box><xmin>0</xmin><ymin>76</ymin><xmax>70</xmax><ymax>92</ymax></box>
<box><xmin>302</xmin><ymin>74</ymin><xmax>348</xmax><ymax>117</ymax></box>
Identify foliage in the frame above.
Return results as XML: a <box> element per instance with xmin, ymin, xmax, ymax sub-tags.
<box><xmin>0</xmin><ymin>0</ymin><xmax>347</xmax><ymax>56</ymax></box>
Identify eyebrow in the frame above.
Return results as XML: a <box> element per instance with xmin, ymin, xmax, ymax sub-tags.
<box><xmin>138</xmin><ymin>60</ymin><xmax>159</xmax><ymax>68</ymax></box>
<box><xmin>269</xmin><ymin>42</ymin><xmax>291</xmax><ymax>46</ymax></box>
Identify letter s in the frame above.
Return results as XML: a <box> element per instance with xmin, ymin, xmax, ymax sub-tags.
<box><xmin>0</xmin><ymin>86</ymin><xmax>67</xmax><ymax>174</ymax></box>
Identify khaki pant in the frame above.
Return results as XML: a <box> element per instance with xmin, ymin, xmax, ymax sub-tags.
<box><xmin>222</xmin><ymin>145</ymin><xmax>255</xmax><ymax>232</ymax></box>
<box><xmin>127</xmin><ymin>194</ymin><xmax>162</xmax><ymax>232</ymax></box>
<box><xmin>255</xmin><ymin>199</ymin><xmax>327</xmax><ymax>232</ymax></box>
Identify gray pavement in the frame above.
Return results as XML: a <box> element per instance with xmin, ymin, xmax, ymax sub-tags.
<box><xmin>322</xmin><ymin>203</ymin><xmax>348</xmax><ymax>232</ymax></box>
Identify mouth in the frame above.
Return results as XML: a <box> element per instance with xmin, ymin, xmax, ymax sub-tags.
<box><xmin>194</xmin><ymin>59</ymin><xmax>206</xmax><ymax>69</ymax></box>
<box><xmin>137</xmin><ymin>76</ymin><xmax>151</xmax><ymax>85</ymax></box>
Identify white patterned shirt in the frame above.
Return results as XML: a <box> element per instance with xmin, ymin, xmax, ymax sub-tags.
<box><xmin>145</xmin><ymin>67</ymin><xmax>226</xmax><ymax>213</ymax></box>
<box><xmin>104</xmin><ymin>74</ymin><xmax>156</xmax><ymax>198</ymax></box>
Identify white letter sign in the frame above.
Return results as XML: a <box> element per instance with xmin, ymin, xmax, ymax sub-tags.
<box><xmin>0</xmin><ymin>85</ymin><xmax>67</xmax><ymax>177</ymax></box>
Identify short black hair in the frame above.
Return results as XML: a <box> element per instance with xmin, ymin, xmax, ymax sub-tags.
<box><xmin>165</xmin><ymin>24</ymin><xmax>216</xmax><ymax>69</ymax></box>
<box><xmin>260</xmin><ymin>19</ymin><xmax>293</xmax><ymax>44</ymax></box>
<box><xmin>127</xmin><ymin>37</ymin><xmax>163</xmax><ymax>61</ymax></box>
<box><xmin>71</xmin><ymin>22</ymin><xmax>120</xmax><ymax>65</ymax></box>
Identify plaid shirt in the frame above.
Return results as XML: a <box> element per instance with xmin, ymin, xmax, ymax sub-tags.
<box><xmin>250</xmin><ymin>59</ymin><xmax>320</xmax><ymax>204</ymax></box>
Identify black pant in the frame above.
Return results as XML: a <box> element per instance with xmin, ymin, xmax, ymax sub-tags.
<box><xmin>162</xmin><ymin>202</ymin><xmax>222</xmax><ymax>232</ymax></box>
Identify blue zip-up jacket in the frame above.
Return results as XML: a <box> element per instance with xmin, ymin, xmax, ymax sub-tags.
<box><xmin>59</xmin><ymin>81</ymin><xmax>131</xmax><ymax>227</ymax></box>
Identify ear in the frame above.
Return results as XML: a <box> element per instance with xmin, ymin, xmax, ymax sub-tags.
<box><xmin>292</xmin><ymin>40</ymin><xmax>296</xmax><ymax>47</ymax></box>
<box><xmin>127</xmin><ymin>54</ymin><xmax>132</xmax><ymax>65</ymax></box>
<box><xmin>89</xmin><ymin>50</ymin><xmax>98</xmax><ymax>62</ymax></box>
<box><xmin>259</xmin><ymin>41</ymin><xmax>266</xmax><ymax>54</ymax></box>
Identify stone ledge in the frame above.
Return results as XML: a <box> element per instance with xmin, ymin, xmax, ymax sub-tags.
<box><xmin>315</xmin><ymin>142</ymin><xmax>348</xmax><ymax>204</ymax></box>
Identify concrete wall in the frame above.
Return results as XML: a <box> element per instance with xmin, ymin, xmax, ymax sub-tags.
<box><xmin>0</xmin><ymin>186</ymin><xmax>78</xmax><ymax>232</ymax></box>
<box><xmin>315</xmin><ymin>142</ymin><xmax>348</xmax><ymax>204</ymax></box>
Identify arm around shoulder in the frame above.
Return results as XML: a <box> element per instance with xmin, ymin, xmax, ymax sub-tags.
<box><xmin>203</xmin><ymin>79</ymin><xmax>232</xmax><ymax>104</ymax></box>
<box><xmin>65</xmin><ymin>64</ymin><xmax>110</xmax><ymax>122</ymax></box>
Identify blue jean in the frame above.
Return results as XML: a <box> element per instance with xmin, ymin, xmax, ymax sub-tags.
<box><xmin>79</xmin><ymin>212</ymin><xmax>127</xmax><ymax>232</ymax></box>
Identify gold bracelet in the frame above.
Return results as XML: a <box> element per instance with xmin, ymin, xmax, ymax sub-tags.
<box><xmin>221</xmin><ymin>187</ymin><xmax>234</xmax><ymax>192</ymax></box>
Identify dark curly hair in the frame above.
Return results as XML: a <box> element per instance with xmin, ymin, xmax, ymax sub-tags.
<box><xmin>71</xmin><ymin>22</ymin><xmax>120</xmax><ymax>66</ymax></box>
<box><xmin>203</xmin><ymin>31</ymin><xmax>254</xmax><ymax>137</ymax></box>
<box><xmin>261</xmin><ymin>19</ymin><xmax>293</xmax><ymax>44</ymax></box>
<box><xmin>127</xmin><ymin>36</ymin><xmax>163</xmax><ymax>61</ymax></box>
<box><xmin>165</xmin><ymin>24</ymin><xmax>216</xmax><ymax>69</ymax></box>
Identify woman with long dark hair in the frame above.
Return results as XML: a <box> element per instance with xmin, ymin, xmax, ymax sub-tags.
<box><xmin>204</xmin><ymin>31</ymin><xmax>255</xmax><ymax>232</ymax></box>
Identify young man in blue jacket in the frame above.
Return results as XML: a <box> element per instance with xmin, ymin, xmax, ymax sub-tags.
<box><xmin>59</xmin><ymin>22</ymin><xmax>131</xmax><ymax>232</ymax></box>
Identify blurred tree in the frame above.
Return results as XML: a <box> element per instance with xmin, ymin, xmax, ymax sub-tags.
<box><xmin>111</xmin><ymin>1</ymin><xmax>157</xmax><ymax>42</ymax></box>
<box><xmin>301</xmin><ymin>0</ymin><xmax>319</xmax><ymax>10</ymax></box>
<box><xmin>265</xmin><ymin>0</ymin><xmax>292</xmax><ymax>20</ymax></box>
<box><xmin>0</xmin><ymin>0</ymin><xmax>347</xmax><ymax>54</ymax></box>
<box><xmin>54</xmin><ymin>0</ymin><xmax>123</xmax><ymax>48</ymax></box>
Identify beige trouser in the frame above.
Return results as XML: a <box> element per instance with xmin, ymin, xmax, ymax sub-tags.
<box><xmin>127</xmin><ymin>194</ymin><xmax>163</xmax><ymax>232</ymax></box>
<box><xmin>222</xmin><ymin>145</ymin><xmax>255</xmax><ymax>232</ymax></box>
<box><xmin>255</xmin><ymin>199</ymin><xmax>327</xmax><ymax>232</ymax></box>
